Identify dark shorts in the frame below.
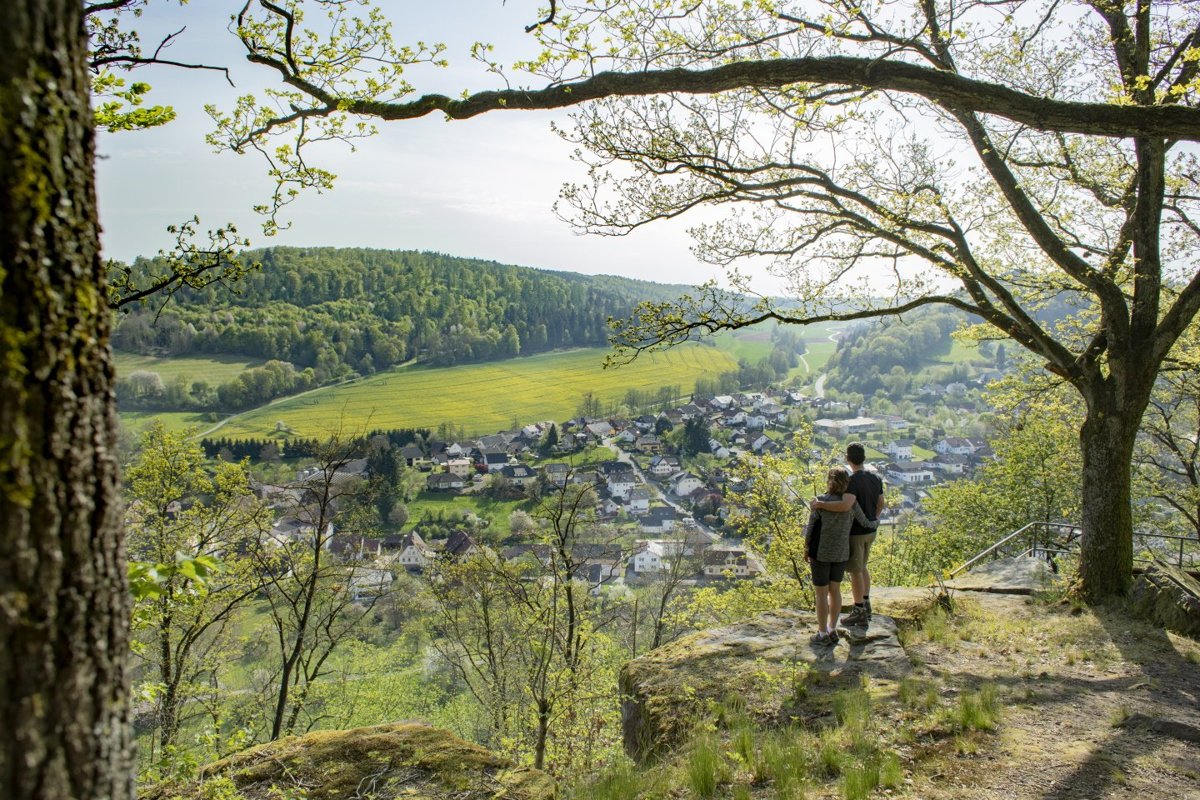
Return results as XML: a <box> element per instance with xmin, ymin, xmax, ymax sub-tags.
<box><xmin>811</xmin><ymin>559</ymin><xmax>847</xmax><ymax>587</ymax></box>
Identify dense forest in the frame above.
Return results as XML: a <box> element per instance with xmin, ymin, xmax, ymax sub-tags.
<box><xmin>112</xmin><ymin>247</ymin><xmax>689</xmax><ymax>409</ymax></box>
<box><xmin>114</xmin><ymin>248</ymin><xmax>685</xmax><ymax>372</ymax></box>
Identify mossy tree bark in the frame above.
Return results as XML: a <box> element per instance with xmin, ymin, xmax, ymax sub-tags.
<box><xmin>0</xmin><ymin>2</ymin><xmax>132</xmax><ymax>799</ymax></box>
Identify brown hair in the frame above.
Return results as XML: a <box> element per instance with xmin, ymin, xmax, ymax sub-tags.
<box><xmin>826</xmin><ymin>467</ymin><xmax>850</xmax><ymax>495</ymax></box>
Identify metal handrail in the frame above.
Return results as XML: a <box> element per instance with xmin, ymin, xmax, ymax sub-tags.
<box><xmin>951</xmin><ymin>520</ymin><xmax>1198</xmax><ymax>578</ymax></box>
<box><xmin>949</xmin><ymin>521</ymin><xmax>1080</xmax><ymax>577</ymax></box>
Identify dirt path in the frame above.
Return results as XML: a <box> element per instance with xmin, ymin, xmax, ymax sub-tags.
<box><xmin>876</xmin><ymin>588</ymin><xmax>1200</xmax><ymax>800</ymax></box>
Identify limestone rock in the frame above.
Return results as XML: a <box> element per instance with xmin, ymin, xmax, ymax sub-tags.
<box><xmin>138</xmin><ymin>723</ymin><xmax>555</xmax><ymax>800</ymax></box>
<box><xmin>620</xmin><ymin>608</ymin><xmax>909</xmax><ymax>762</ymax></box>
<box><xmin>1131</xmin><ymin>559</ymin><xmax>1200</xmax><ymax>639</ymax></box>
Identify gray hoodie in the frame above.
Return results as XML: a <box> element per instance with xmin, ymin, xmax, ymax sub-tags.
<box><xmin>804</xmin><ymin>493</ymin><xmax>876</xmax><ymax>563</ymax></box>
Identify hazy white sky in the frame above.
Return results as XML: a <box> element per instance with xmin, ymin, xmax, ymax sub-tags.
<box><xmin>94</xmin><ymin>1</ymin><xmax>729</xmax><ymax>288</ymax></box>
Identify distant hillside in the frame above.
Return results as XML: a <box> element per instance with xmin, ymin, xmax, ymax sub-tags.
<box><xmin>112</xmin><ymin>247</ymin><xmax>691</xmax><ymax>381</ymax></box>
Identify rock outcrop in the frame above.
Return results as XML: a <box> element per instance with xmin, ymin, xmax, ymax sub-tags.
<box><xmin>138</xmin><ymin>723</ymin><xmax>555</xmax><ymax>800</ymax></box>
<box><xmin>1131</xmin><ymin>559</ymin><xmax>1200</xmax><ymax>639</ymax></box>
<box><xmin>619</xmin><ymin>608</ymin><xmax>910</xmax><ymax>762</ymax></box>
<box><xmin>943</xmin><ymin>555</ymin><xmax>1059</xmax><ymax>595</ymax></box>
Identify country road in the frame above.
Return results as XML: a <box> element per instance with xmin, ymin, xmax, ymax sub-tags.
<box><xmin>604</xmin><ymin>439</ymin><xmax>720</xmax><ymax>542</ymax></box>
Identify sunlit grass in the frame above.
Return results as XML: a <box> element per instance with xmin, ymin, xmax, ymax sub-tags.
<box><xmin>113</xmin><ymin>350</ymin><xmax>262</xmax><ymax>382</ymax></box>
<box><xmin>216</xmin><ymin>344</ymin><xmax>737</xmax><ymax>438</ymax></box>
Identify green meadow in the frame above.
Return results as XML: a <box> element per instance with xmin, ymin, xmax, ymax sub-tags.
<box><xmin>118</xmin><ymin>410</ymin><xmax>221</xmax><ymax>438</ymax></box>
<box><xmin>940</xmin><ymin>340</ymin><xmax>984</xmax><ymax>364</ymax></box>
<box><xmin>215</xmin><ymin>344</ymin><xmax>738</xmax><ymax>439</ymax></box>
<box><xmin>114</xmin><ymin>350</ymin><xmax>263</xmax><ymax>383</ymax></box>
<box><xmin>712</xmin><ymin>328</ymin><xmax>775</xmax><ymax>362</ymax></box>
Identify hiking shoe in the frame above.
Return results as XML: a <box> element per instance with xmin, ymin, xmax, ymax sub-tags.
<box><xmin>840</xmin><ymin>606</ymin><xmax>869</xmax><ymax>626</ymax></box>
<box><xmin>828</xmin><ymin>630</ymin><xmax>840</xmax><ymax>646</ymax></box>
<box><xmin>810</xmin><ymin>631</ymin><xmax>834</xmax><ymax>646</ymax></box>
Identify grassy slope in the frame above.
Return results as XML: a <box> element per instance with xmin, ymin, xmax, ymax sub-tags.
<box><xmin>216</xmin><ymin>345</ymin><xmax>737</xmax><ymax>439</ymax></box>
<box><xmin>712</xmin><ymin>329</ymin><xmax>774</xmax><ymax>363</ymax></box>
<box><xmin>119</xmin><ymin>410</ymin><xmax>219</xmax><ymax>438</ymax></box>
<box><xmin>114</xmin><ymin>350</ymin><xmax>263</xmax><ymax>382</ymax></box>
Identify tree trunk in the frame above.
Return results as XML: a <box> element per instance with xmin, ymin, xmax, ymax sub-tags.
<box><xmin>533</xmin><ymin>701</ymin><xmax>550</xmax><ymax>771</ymax></box>
<box><xmin>159</xmin><ymin>603</ymin><xmax>179</xmax><ymax>750</ymax></box>
<box><xmin>0</xmin><ymin>3</ymin><xmax>132</xmax><ymax>799</ymax></box>
<box><xmin>1077</xmin><ymin>406</ymin><xmax>1139</xmax><ymax>602</ymax></box>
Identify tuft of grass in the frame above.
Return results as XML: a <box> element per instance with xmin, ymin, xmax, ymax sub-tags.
<box><xmin>687</xmin><ymin>736</ymin><xmax>725</xmax><ymax>798</ymax></box>
<box><xmin>1109</xmin><ymin>704</ymin><xmax>1132</xmax><ymax>727</ymax></box>
<box><xmin>833</xmin><ymin>688</ymin><xmax>872</xmax><ymax>733</ymax></box>
<box><xmin>955</xmin><ymin>735</ymin><xmax>980</xmax><ymax>755</ymax></box>
<box><xmin>878</xmin><ymin>751</ymin><xmax>904</xmax><ymax>789</ymax></box>
<box><xmin>757</xmin><ymin>734</ymin><xmax>811</xmax><ymax>799</ymax></box>
<box><xmin>732</xmin><ymin>725</ymin><xmax>755</xmax><ymax>765</ymax></box>
<box><xmin>921</xmin><ymin>606</ymin><xmax>956</xmax><ymax>644</ymax></box>
<box><xmin>955</xmin><ymin>684</ymin><xmax>1001</xmax><ymax>732</ymax></box>
<box><xmin>817</xmin><ymin>736</ymin><xmax>845</xmax><ymax>778</ymax></box>
<box><xmin>576</xmin><ymin>760</ymin><xmax>644</xmax><ymax>800</ymax></box>
<box><xmin>841</xmin><ymin>761</ymin><xmax>880</xmax><ymax>800</ymax></box>
<box><xmin>716</xmin><ymin>693</ymin><xmax>749</xmax><ymax>729</ymax></box>
<box><xmin>898</xmin><ymin>677</ymin><xmax>939</xmax><ymax>712</ymax></box>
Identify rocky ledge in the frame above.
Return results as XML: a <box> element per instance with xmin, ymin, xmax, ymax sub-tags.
<box><xmin>1132</xmin><ymin>559</ymin><xmax>1200</xmax><ymax>639</ymax></box>
<box><xmin>139</xmin><ymin>722</ymin><xmax>555</xmax><ymax>800</ymax></box>
<box><xmin>620</xmin><ymin>608</ymin><xmax>910</xmax><ymax>762</ymax></box>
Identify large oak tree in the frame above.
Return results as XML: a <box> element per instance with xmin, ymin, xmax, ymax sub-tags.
<box><xmin>0</xmin><ymin>2</ymin><xmax>133</xmax><ymax>798</ymax></box>
<box><xmin>221</xmin><ymin>0</ymin><xmax>1200</xmax><ymax>600</ymax></box>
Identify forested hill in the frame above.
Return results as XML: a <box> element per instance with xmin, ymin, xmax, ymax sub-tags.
<box><xmin>112</xmin><ymin>247</ymin><xmax>690</xmax><ymax>380</ymax></box>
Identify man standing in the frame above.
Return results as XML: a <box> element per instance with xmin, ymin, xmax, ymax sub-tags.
<box><xmin>810</xmin><ymin>442</ymin><xmax>884</xmax><ymax>625</ymax></box>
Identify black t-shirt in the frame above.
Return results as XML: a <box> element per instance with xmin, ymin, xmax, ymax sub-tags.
<box><xmin>847</xmin><ymin>469</ymin><xmax>883</xmax><ymax>535</ymax></box>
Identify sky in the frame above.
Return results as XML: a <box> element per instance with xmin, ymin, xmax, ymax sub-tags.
<box><xmin>94</xmin><ymin>0</ymin><xmax>732</xmax><ymax>289</ymax></box>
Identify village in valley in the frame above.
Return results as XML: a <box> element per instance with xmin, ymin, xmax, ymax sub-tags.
<box><xmin>239</xmin><ymin>367</ymin><xmax>1003</xmax><ymax>602</ymax></box>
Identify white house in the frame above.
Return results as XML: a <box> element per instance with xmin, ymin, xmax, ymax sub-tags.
<box><xmin>632</xmin><ymin>540</ymin><xmax>667</xmax><ymax>573</ymax></box>
<box><xmin>887</xmin><ymin>440</ymin><xmax>915</xmax><ymax>460</ymax></box>
<box><xmin>347</xmin><ymin>567</ymin><xmax>393</xmax><ymax>602</ymax></box>
<box><xmin>500</xmin><ymin>463</ymin><xmax>539</xmax><ymax>489</ymax></box>
<box><xmin>607</xmin><ymin>470</ymin><xmax>638</xmax><ymax>501</ymax></box>
<box><xmin>670</xmin><ymin>472</ymin><xmax>706</xmax><ymax>498</ymax></box>
<box><xmin>702</xmin><ymin>547</ymin><xmax>762</xmax><ymax>578</ymax></box>
<box><xmin>632</xmin><ymin>539</ymin><xmax>690</xmax><ymax>574</ymax></box>
<box><xmin>935</xmin><ymin>437</ymin><xmax>976</xmax><ymax>456</ymax></box>
<box><xmin>814</xmin><ymin>416</ymin><xmax>879</xmax><ymax>437</ymax></box>
<box><xmin>627</xmin><ymin>486</ymin><xmax>652</xmax><ymax>515</ymax></box>
<box><xmin>426</xmin><ymin>472</ymin><xmax>466</xmax><ymax>492</ymax></box>
<box><xmin>887</xmin><ymin>462</ymin><xmax>936</xmax><ymax>484</ymax></box>
<box><xmin>542</xmin><ymin>462</ymin><xmax>570</xmax><ymax>487</ymax></box>
<box><xmin>641</xmin><ymin>507</ymin><xmax>679</xmax><ymax>534</ymax></box>
<box><xmin>446</xmin><ymin>457</ymin><xmax>474</xmax><ymax>478</ymax></box>
<box><xmin>648</xmin><ymin>455</ymin><xmax>681</xmax><ymax>477</ymax></box>
<box><xmin>395</xmin><ymin>531</ymin><xmax>434</xmax><ymax>571</ymax></box>
<box><xmin>932</xmin><ymin>453</ymin><xmax>969</xmax><ymax>475</ymax></box>
<box><xmin>745</xmin><ymin>414</ymin><xmax>768</xmax><ymax>430</ymax></box>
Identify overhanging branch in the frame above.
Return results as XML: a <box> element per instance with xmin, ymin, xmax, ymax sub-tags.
<box><xmin>283</xmin><ymin>56</ymin><xmax>1200</xmax><ymax>141</ymax></box>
